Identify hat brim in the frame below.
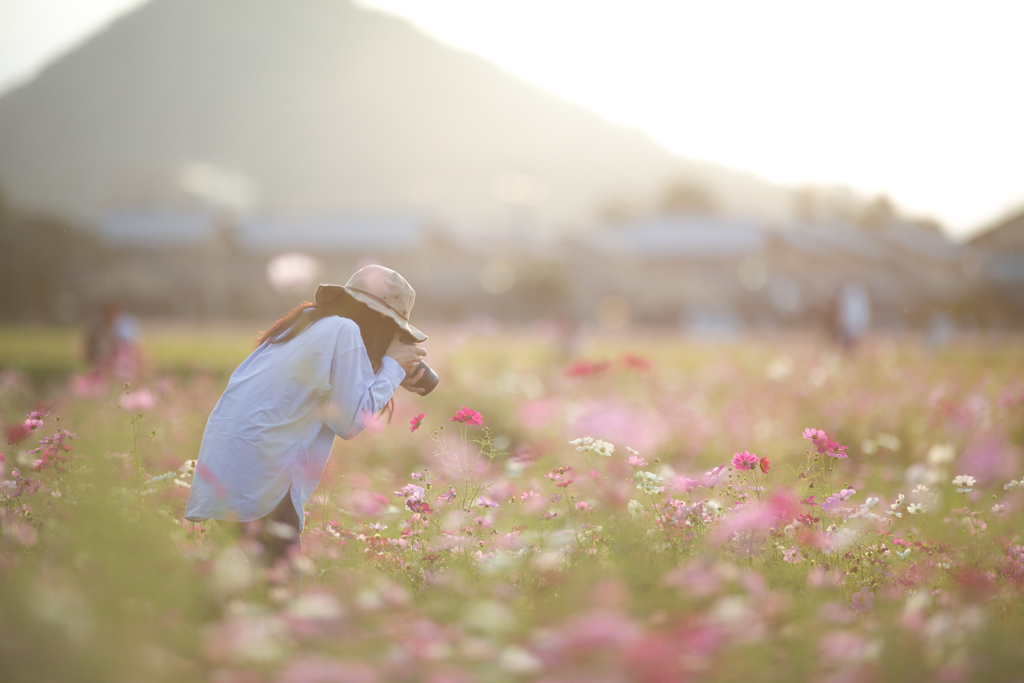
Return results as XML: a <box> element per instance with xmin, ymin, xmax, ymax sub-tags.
<box><xmin>315</xmin><ymin>284</ymin><xmax>427</xmax><ymax>343</ymax></box>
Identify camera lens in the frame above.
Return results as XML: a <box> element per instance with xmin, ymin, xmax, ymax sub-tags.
<box><xmin>412</xmin><ymin>361</ymin><xmax>439</xmax><ymax>395</ymax></box>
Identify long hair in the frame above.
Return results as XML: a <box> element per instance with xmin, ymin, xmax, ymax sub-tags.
<box><xmin>256</xmin><ymin>294</ymin><xmax>399</xmax><ymax>421</ymax></box>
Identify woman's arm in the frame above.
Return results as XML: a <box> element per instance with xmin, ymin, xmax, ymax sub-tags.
<box><xmin>322</xmin><ymin>332</ymin><xmax>407</xmax><ymax>440</ymax></box>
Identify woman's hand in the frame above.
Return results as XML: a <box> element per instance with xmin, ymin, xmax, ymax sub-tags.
<box><xmin>400</xmin><ymin>365</ymin><xmax>428</xmax><ymax>395</ymax></box>
<box><xmin>385</xmin><ymin>332</ymin><xmax>426</xmax><ymax>378</ymax></box>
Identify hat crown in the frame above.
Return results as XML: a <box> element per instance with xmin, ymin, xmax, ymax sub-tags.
<box><xmin>345</xmin><ymin>265</ymin><xmax>415</xmax><ymax>321</ymax></box>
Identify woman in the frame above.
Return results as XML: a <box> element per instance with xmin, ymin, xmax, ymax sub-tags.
<box><xmin>184</xmin><ymin>265</ymin><xmax>428</xmax><ymax>563</ymax></box>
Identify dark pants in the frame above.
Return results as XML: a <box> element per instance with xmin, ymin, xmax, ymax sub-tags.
<box><xmin>241</xmin><ymin>488</ymin><xmax>302</xmax><ymax>566</ymax></box>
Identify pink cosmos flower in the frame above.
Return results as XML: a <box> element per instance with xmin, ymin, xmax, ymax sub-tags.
<box><xmin>395</xmin><ymin>483</ymin><xmax>425</xmax><ymax>501</ymax></box>
<box><xmin>802</xmin><ymin>427</ymin><xmax>826</xmax><ymax>442</ymax></box>
<box><xmin>119</xmin><ymin>389</ymin><xmax>155</xmax><ymax>413</ymax></box>
<box><xmin>22</xmin><ymin>418</ymin><xmax>43</xmax><ymax>431</ymax></box>
<box><xmin>564</xmin><ymin>359</ymin><xmax>611</xmax><ymax>377</ymax></box>
<box><xmin>477</xmin><ymin>498</ymin><xmax>499</xmax><ymax>508</ymax></box>
<box><xmin>783</xmin><ymin>547</ymin><xmax>803</xmax><ymax>563</ymax></box>
<box><xmin>620</xmin><ymin>354</ymin><xmax>652</xmax><ymax>372</ymax></box>
<box><xmin>759</xmin><ymin>456</ymin><xmax>770</xmax><ymax>474</ymax></box>
<box><xmin>575</xmin><ymin>501</ymin><xmax>594</xmax><ymax>512</ymax></box>
<box><xmin>820</xmin><ymin>488</ymin><xmax>856</xmax><ymax>512</ymax></box>
<box><xmin>802</xmin><ymin>427</ymin><xmax>849</xmax><ymax>459</ymax></box>
<box><xmin>626</xmin><ymin>455</ymin><xmax>648</xmax><ymax>468</ymax></box>
<box><xmin>851</xmin><ymin>586</ymin><xmax>875</xmax><ymax>613</ymax></box>
<box><xmin>438</xmin><ymin>486</ymin><xmax>457</xmax><ymax>503</ymax></box>
<box><xmin>674</xmin><ymin>477</ymin><xmax>701</xmax><ymax>493</ymax></box>
<box><xmin>702</xmin><ymin>465</ymin><xmax>726</xmax><ymax>488</ymax></box>
<box><xmin>554</xmin><ymin>479</ymin><xmax>574</xmax><ymax>488</ymax></box>
<box><xmin>5</xmin><ymin>423</ymin><xmax>30</xmax><ymax>444</ymax></box>
<box><xmin>732</xmin><ymin>451</ymin><xmax>759</xmax><ymax>471</ymax></box>
<box><xmin>520</xmin><ymin>490</ymin><xmax>540</xmax><ymax>500</ymax></box>
<box><xmin>29</xmin><ymin>428</ymin><xmax>75</xmax><ymax>472</ymax></box>
<box><xmin>409</xmin><ymin>413</ymin><xmax>424</xmax><ymax>433</ymax></box>
<box><xmin>450</xmin><ymin>406</ymin><xmax>483</xmax><ymax>426</ymax></box>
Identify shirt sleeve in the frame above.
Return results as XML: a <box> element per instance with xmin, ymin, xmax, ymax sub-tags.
<box><xmin>322</xmin><ymin>327</ymin><xmax>406</xmax><ymax>440</ymax></box>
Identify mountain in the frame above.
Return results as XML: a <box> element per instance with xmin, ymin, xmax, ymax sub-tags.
<box><xmin>0</xmin><ymin>0</ymin><xmax>792</xmax><ymax>229</ymax></box>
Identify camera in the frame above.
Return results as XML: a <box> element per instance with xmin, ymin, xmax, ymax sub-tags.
<box><xmin>402</xmin><ymin>337</ymin><xmax>439</xmax><ymax>395</ymax></box>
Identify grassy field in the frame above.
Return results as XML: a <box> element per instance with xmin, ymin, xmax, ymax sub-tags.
<box><xmin>1</xmin><ymin>323</ymin><xmax>1023</xmax><ymax>682</ymax></box>
<box><xmin>0</xmin><ymin>322</ymin><xmax>255</xmax><ymax>382</ymax></box>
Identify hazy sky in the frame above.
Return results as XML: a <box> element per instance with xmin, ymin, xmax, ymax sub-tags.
<box><xmin>2</xmin><ymin>0</ymin><xmax>1022</xmax><ymax>237</ymax></box>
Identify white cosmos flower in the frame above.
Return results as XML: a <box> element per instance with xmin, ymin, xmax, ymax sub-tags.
<box><xmin>591</xmin><ymin>440</ymin><xmax>615</xmax><ymax>457</ymax></box>
<box><xmin>1003</xmin><ymin>479</ymin><xmax>1021</xmax><ymax>491</ymax></box>
<box><xmin>907</xmin><ymin>503</ymin><xmax>927</xmax><ymax>515</ymax></box>
<box><xmin>952</xmin><ymin>475</ymin><xmax>976</xmax><ymax>493</ymax></box>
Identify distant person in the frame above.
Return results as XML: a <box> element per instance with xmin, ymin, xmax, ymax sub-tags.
<box><xmin>184</xmin><ymin>265</ymin><xmax>434</xmax><ymax>566</ymax></box>
<box><xmin>85</xmin><ymin>302</ymin><xmax>142</xmax><ymax>378</ymax></box>
<box><xmin>836</xmin><ymin>281</ymin><xmax>871</xmax><ymax>350</ymax></box>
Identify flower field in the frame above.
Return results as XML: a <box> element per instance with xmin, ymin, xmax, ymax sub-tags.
<box><xmin>2</xmin><ymin>326</ymin><xmax>1024</xmax><ymax>683</ymax></box>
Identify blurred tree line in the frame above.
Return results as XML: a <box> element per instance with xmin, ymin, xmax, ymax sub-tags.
<box><xmin>0</xmin><ymin>190</ymin><xmax>101</xmax><ymax>322</ymax></box>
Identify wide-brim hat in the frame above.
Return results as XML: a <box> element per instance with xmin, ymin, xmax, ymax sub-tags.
<box><xmin>314</xmin><ymin>265</ymin><xmax>427</xmax><ymax>343</ymax></box>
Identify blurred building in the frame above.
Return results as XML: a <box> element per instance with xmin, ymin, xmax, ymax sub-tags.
<box><xmin>968</xmin><ymin>209</ymin><xmax>1024</xmax><ymax>319</ymax></box>
<box><xmin>66</xmin><ymin>206</ymin><xmax>1020</xmax><ymax>334</ymax></box>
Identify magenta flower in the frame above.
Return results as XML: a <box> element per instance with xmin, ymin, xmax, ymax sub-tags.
<box><xmin>802</xmin><ymin>427</ymin><xmax>849</xmax><ymax>459</ymax></box>
<box><xmin>407</xmin><ymin>499</ymin><xmax>434</xmax><ymax>514</ymax></box>
<box><xmin>564</xmin><ymin>359</ymin><xmax>611</xmax><ymax>378</ymax></box>
<box><xmin>851</xmin><ymin>586</ymin><xmax>875</xmax><ymax>613</ymax></box>
<box><xmin>554</xmin><ymin>479</ymin><xmax>574</xmax><ymax>488</ymax></box>
<box><xmin>450</xmin><ymin>406</ymin><xmax>483</xmax><ymax>426</ymax></box>
<box><xmin>732</xmin><ymin>451</ymin><xmax>759</xmax><ymax>471</ymax></box>
<box><xmin>409</xmin><ymin>413</ymin><xmax>424</xmax><ymax>433</ymax></box>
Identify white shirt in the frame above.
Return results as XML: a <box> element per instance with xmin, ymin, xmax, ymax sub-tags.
<box><xmin>184</xmin><ymin>315</ymin><xmax>405</xmax><ymax>530</ymax></box>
